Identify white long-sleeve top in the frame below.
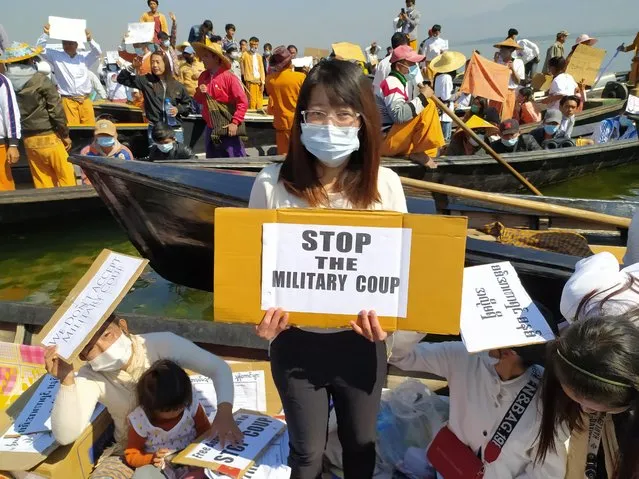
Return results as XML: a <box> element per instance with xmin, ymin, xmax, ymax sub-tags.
<box><xmin>50</xmin><ymin>332</ymin><xmax>234</xmax><ymax>452</ymax></box>
<box><xmin>372</xmin><ymin>56</ymin><xmax>424</xmax><ymax>102</ymax></box>
<box><xmin>0</xmin><ymin>74</ymin><xmax>21</xmax><ymax>146</ymax></box>
<box><xmin>390</xmin><ymin>339</ymin><xmax>567</xmax><ymax>479</ymax></box>
<box><xmin>560</xmin><ymin>252</ymin><xmax>639</xmax><ymax>323</ymax></box>
<box><xmin>35</xmin><ymin>34</ymin><xmax>102</xmax><ymax>97</ymax></box>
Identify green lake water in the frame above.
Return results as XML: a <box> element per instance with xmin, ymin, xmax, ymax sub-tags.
<box><xmin>2</xmin><ymin>163</ymin><xmax>639</xmax><ymax>320</ymax></box>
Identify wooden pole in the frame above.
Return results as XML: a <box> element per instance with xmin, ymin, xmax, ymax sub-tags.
<box><xmin>400</xmin><ymin>176</ymin><xmax>631</xmax><ymax>229</ymax></box>
<box><xmin>430</xmin><ymin>96</ymin><xmax>544</xmax><ymax>196</ymax></box>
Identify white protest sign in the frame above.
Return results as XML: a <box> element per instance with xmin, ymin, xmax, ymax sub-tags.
<box><xmin>48</xmin><ymin>16</ymin><xmax>86</xmax><ymax>44</ymax></box>
<box><xmin>0</xmin><ymin>426</ymin><xmax>55</xmax><ymax>454</ymax></box>
<box><xmin>261</xmin><ymin>224</ymin><xmax>411</xmax><ymax>317</ymax></box>
<box><xmin>292</xmin><ymin>56</ymin><xmax>313</xmax><ymax>69</ymax></box>
<box><xmin>124</xmin><ymin>22</ymin><xmax>155</xmax><ymax>44</ymax></box>
<box><xmin>627</xmin><ymin>95</ymin><xmax>639</xmax><ymax>115</ymax></box>
<box><xmin>40</xmin><ymin>250</ymin><xmax>147</xmax><ymax>360</ymax></box>
<box><xmin>460</xmin><ymin>262</ymin><xmax>555</xmax><ymax>353</ymax></box>
<box><xmin>191</xmin><ymin>370</ymin><xmax>267</xmax><ymax>418</ymax></box>
<box><xmin>106</xmin><ymin>51</ymin><xmax>120</xmax><ymax>64</ymax></box>
<box><xmin>12</xmin><ymin>375</ymin><xmax>59</xmax><ymax>435</ymax></box>
<box><xmin>180</xmin><ymin>411</ymin><xmax>285</xmax><ymax>475</ymax></box>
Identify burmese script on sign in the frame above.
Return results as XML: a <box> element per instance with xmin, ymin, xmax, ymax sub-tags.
<box><xmin>261</xmin><ymin>223</ymin><xmax>412</xmax><ymax>317</ymax></box>
<box><xmin>460</xmin><ymin>262</ymin><xmax>555</xmax><ymax>353</ymax></box>
<box><xmin>41</xmin><ymin>252</ymin><xmax>146</xmax><ymax>360</ymax></box>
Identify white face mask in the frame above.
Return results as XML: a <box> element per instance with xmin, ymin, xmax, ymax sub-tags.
<box><xmin>88</xmin><ymin>333</ymin><xmax>132</xmax><ymax>372</ymax></box>
<box><xmin>156</xmin><ymin>142</ymin><xmax>174</xmax><ymax>153</ymax></box>
<box><xmin>300</xmin><ymin>123</ymin><xmax>360</xmax><ymax>168</ymax></box>
<box><xmin>230</xmin><ymin>51</ymin><xmax>241</xmax><ymax>60</ymax></box>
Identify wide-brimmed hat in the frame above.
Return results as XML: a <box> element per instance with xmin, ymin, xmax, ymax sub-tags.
<box><xmin>466</xmin><ymin>115</ymin><xmax>494</xmax><ymax>130</ymax></box>
<box><xmin>0</xmin><ymin>41</ymin><xmax>43</xmax><ymax>64</ymax></box>
<box><xmin>94</xmin><ymin>119</ymin><xmax>117</xmax><ymax>137</ymax></box>
<box><xmin>558</xmin><ymin>30</ymin><xmax>570</xmax><ymax>38</ymax></box>
<box><xmin>430</xmin><ymin>51</ymin><xmax>466</xmax><ymax>74</ymax></box>
<box><xmin>390</xmin><ymin>45</ymin><xmax>425</xmax><ymax>64</ymax></box>
<box><xmin>176</xmin><ymin>41</ymin><xmax>192</xmax><ymax>53</ymax></box>
<box><xmin>575</xmin><ymin>34</ymin><xmax>598</xmax><ymax>46</ymax></box>
<box><xmin>493</xmin><ymin>38</ymin><xmax>522</xmax><ymax>50</ymax></box>
<box><xmin>269</xmin><ymin>45</ymin><xmax>293</xmax><ymax>72</ymax></box>
<box><xmin>192</xmin><ymin>42</ymin><xmax>231</xmax><ymax>68</ymax></box>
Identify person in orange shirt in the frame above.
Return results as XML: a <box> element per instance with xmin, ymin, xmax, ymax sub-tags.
<box><xmin>140</xmin><ymin>0</ymin><xmax>168</xmax><ymax>45</ymax></box>
<box><xmin>240</xmin><ymin>36</ymin><xmax>265</xmax><ymax>110</ymax></box>
<box><xmin>516</xmin><ymin>87</ymin><xmax>541</xmax><ymax>124</ymax></box>
<box><xmin>265</xmin><ymin>46</ymin><xmax>306</xmax><ymax>155</ymax></box>
<box><xmin>125</xmin><ymin>360</ymin><xmax>212</xmax><ymax>478</ymax></box>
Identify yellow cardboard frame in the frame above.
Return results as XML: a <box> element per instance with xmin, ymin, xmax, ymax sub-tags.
<box><xmin>214</xmin><ymin>208</ymin><xmax>467</xmax><ymax>333</ymax></box>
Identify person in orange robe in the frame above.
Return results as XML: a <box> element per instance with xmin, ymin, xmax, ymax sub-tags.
<box><xmin>265</xmin><ymin>46</ymin><xmax>306</xmax><ymax>155</ymax></box>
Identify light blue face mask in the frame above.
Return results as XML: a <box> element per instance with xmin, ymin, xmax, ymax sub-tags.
<box><xmin>96</xmin><ymin>137</ymin><xmax>116</xmax><ymax>148</ymax></box>
<box><xmin>134</xmin><ymin>47</ymin><xmax>146</xmax><ymax>56</ymax></box>
<box><xmin>501</xmin><ymin>137</ymin><xmax>518</xmax><ymax>148</ymax></box>
<box><xmin>544</xmin><ymin>125</ymin><xmax>559</xmax><ymax>135</ymax></box>
<box><xmin>156</xmin><ymin>142</ymin><xmax>174</xmax><ymax>153</ymax></box>
<box><xmin>405</xmin><ymin>64</ymin><xmax>419</xmax><ymax>81</ymax></box>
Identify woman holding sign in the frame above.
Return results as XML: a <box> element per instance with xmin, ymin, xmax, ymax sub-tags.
<box><xmin>44</xmin><ymin>314</ymin><xmax>242</xmax><ymax>479</ymax></box>
<box><xmin>249</xmin><ymin>59</ymin><xmax>407</xmax><ymax>478</ymax></box>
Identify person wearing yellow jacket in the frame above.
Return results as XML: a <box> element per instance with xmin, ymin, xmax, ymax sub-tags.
<box><xmin>240</xmin><ymin>37</ymin><xmax>265</xmax><ymax>110</ymax></box>
<box><xmin>265</xmin><ymin>46</ymin><xmax>306</xmax><ymax>155</ymax></box>
<box><xmin>140</xmin><ymin>0</ymin><xmax>168</xmax><ymax>45</ymax></box>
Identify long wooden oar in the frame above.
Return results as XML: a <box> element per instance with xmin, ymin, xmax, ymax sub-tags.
<box><xmin>400</xmin><ymin>176</ymin><xmax>632</xmax><ymax>229</ymax></box>
<box><xmin>430</xmin><ymin>96</ymin><xmax>543</xmax><ymax>196</ymax></box>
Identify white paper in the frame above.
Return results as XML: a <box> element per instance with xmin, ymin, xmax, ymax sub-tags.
<box><xmin>41</xmin><ymin>252</ymin><xmax>146</xmax><ymax>360</ymax></box>
<box><xmin>191</xmin><ymin>370</ymin><xmax>267</xmax><ymax>419</ymax></box>
<box><xmin>460</xmin><ymin>262</ymin><xmax>555</xmax><ymax>353</ymax></box>
<box><xmin>627</xmin><ymin>94</ymin><xmax>639</xmax><ymax>115</ymax></box>
<box><xmin>124</xmin><ymin>22</ymin><xmax>155</xmax><ymax>44</ymax></box>
<box><xmin>48</xmin><ymin>16</ymin><xmax>86</xmax><ymax>44</ymax></box>
<box><xmin>291</xmin><ymin>56</ymin><xmax>313</xmax><ymax>68</ymax></box>
<box><xmin>106</xmin><ymin>51</ymin><xmax>120</xmax><ymax>64</ymax></box>
<box><xmin>0</xmin><ymin>426</ymin><xmax>55</xmax><ymax>454</ymax></box>
<box><xmin>12</xmin><ymin>375</ymin><xmax>60</xmax><ymax>435</ymax></box>
<box><xmin>185</xmin><ymin>413</ymin><xmax>285</xmax><ymax>471</ymax></box>
<box><xmin>261</xmin><ymin>223</ymin><xmax>412</xmax><ymax>317</ymax></box>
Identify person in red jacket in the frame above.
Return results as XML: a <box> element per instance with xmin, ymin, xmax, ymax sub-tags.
<box><xmin>193</xmin><ymin>42</ymin><xmax>248</xmax><ymax>158</ymax></box>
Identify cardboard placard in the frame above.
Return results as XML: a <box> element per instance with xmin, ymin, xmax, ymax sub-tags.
<box><xmin>304</xmin><ymin>47</ymin><xmax>330</xmax><ymax>59</ymax></box>
<box><xmin>39</xmin><ymin>250</ymin><xmax>148</xmax><ymax>361</ymax></box>
<box><xmin>566</xmin><ymin>44</ymin><xmax>606</xmax><ymax>86</ymax></box>
<box><xmin>331</xmin><ymin>42</ymin><xmax>367</xmax><ymax>63</ymax></box>
<box><xmin>0</xmin><ymin>343</ymin><xmax>46</xmax><ymax>411</ymax></box>
<box><xmin>190</xmin><ymin>361</ymin><xmax>282</xmax><ymax>418</ymax></box>
<box><xmin>172</xmin><ymin>410</ymin><xmax>286</xmax><ymax>478</ymax></box>
<box><xmin>460</xmin><ymin>262</ymin><xmax>555</xmax><ymax>353</ymax></box>
<box><xmin>48</xmin><ymin>16</ymin><xmax>86</xmax><ymax>44</ymax></box>
<box><xmin>531</xmin><ymin>73</ymin><xmax>553</xmax><ymax>92</ymax></box>
<box><xmin>124</xmin><ymin>22</ymin><xmax>155</xmax><ymax>45</ymax></box>
<box><xmin>214</xmin><ymin>208</ymin><xmax>467</xmax><ymax>333</ymax></box>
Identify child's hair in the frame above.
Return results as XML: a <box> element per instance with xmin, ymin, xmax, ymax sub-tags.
<box><xmin>519</xmin><ymin>87</ymin><xmax>534</xmax><ymax>102</ymax></box>
<box><xmin>136</xmin><ymin>359</ymin><xmax>193</xmax><ymax>417</ymax></box>
<box><xmin>151</xmin><ymin>122</ymin><xmax>176</xmax><ymax>142</ymax></box>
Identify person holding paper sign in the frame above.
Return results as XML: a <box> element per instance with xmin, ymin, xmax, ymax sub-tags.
<box><xmin>36</xmin><ymin>24</ymin><xmax>101</xmax><ymax>126</ymax></box>
<box><xmin>378</xmin><ymin>316</ymin><xmax>568</xmax><ymax>478</ymax></box>
<box><xmin>536</xmin><ymin>314</ymin><xmax>639</xmax><ymax>479</ymax></box>
<box><xmin>249</xmin><ymin>59</ymin><xmax>407</xmax><ymax>478</ymax></box>
<box><xmin>140</xmin><ymin>0</ymin><xmax>168</xmax><ymax>45</ymax></box>
<box><xmin>44</xmin><ymin>314</ymin><xmax>241</xmax><ymax>479</ymax></box>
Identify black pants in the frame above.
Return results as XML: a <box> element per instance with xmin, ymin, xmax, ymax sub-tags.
<box><xmin>270</xmin><ymin>328</ymin><xmax>386</xmax><ymax>479</ymax></box>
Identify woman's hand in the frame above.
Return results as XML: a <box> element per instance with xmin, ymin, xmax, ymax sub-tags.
<box><xmin>226</xmin><ymin>123</ymin><xmax>238</xmax><ymax>136</ymax></box>
<box><xmin>255</xmin><ymin>308</ymin><xmax>289</xmax><ymax>340</ymax></box>
<box><xmin>152</xmin><ymin>448</ymin><xmax>170</xmax><ymax>468</ymax></box>
<box><xmin>44</xmin><ymin>346</ymin><xmax>75</xmax><ymax>385</ymax></box>
<box><xmin>351</xmin><ymin>310</ymin><xmax>388</xmax><ymax>342</ymax></box>
<box><xmin>210</xmin><ymin>403</ymin><xmax>244</xmax><ymax>448</ymax></box>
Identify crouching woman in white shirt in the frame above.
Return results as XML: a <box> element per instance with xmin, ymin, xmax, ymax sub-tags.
<box><xmin>44</xmin><ymin>314</ymin><xmax>242</xmax><ymax>479</ymax></box>
<box><xmin>380</xmin><ymin>321</ymin><xmax>567</xmax><ymax>478</ymax></box>
<box><xmin>249</xmin><ymin>59</ymin><xmax>407</xmax><ymax>479</ymax></box>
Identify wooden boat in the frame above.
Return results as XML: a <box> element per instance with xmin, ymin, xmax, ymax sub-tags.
<box><xmin>520</xmin><ymin>97</ymin><xmax>624</xmax><ymax>133</ymax></box>
<box><xmin>72</xmin><ymin>156</ymin><xmax>636</xmax><ymax>321</ymax></box>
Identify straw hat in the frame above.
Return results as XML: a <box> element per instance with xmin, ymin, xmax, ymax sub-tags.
<box><xmin>176</xmin><ymin>41</ymin><xmax>192</xmax><ymax>53</ymax></box>
<box><xmin>430</xmin><ymin>51</ymin><xmax>466</xmax><ymax>73</ymax></box>
<box><xmin>493</xmin><ymin>38</ymin><xmax>522</xmax><ymax>50</ymax></box>
<box><xmin>575</xmin><ymin>34</ymin><xmax>598</xmax><ymax>46</ymax></box>
<box><xmin>466</xmin><ymin>115</ymin><xmax>494</xmax><ymax>130</ymax></box>
<box><xmin>191</xmin><ymin>42</ymin><xmax>231</xmax><ymax>68</ymax></box>
<box><xmin>0</xmin><ymin>41</ymin><xmax>43</xmax><ymax>64</ymax></box>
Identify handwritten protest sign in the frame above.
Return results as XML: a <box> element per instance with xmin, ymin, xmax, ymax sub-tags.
<box><xmin>11</xmin><ymin>375</ymin><xmax>59</xmax><ymax>436</ymax></box>
<box><xmin>124</xmin><ymin>22</ymin><xmax>155</xmax><ymax>44</ymax></box>
<box><xmin>292</xmin><ymin>56</ymin><xmax>314</xmax><ymax>69</ymax></box>
<box><xmin>40</xmin><ymin>250</ymin><xmax>147</xmax><ymax>361</ymax></box>
<box><xmin>261</xmin><ymin>224</ymin><xmax>411</xmax><ymax>317</ymax></box>
<box><xmin>48</xmin><ymin>16</ymin><xmax>86</xmax><ymax>44</ymax></box>
<box><xmin>566</xmin><ymin>44</ymin><xmax>606</xmax><ymax>86</ymax></box>
<box><xmin>173</xmin><ymin>410</ymin><xmax>286</xmax><ymax>478</ymax></box>
<box><xmin>460</xmin><ymin>262</ymin><xmax>555</xmax><ymax>353</ymax></box>
<box><xmin>627</xmin><ymin>94</ymin><xmax>639</xmax><ymax>115</ymax></box>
